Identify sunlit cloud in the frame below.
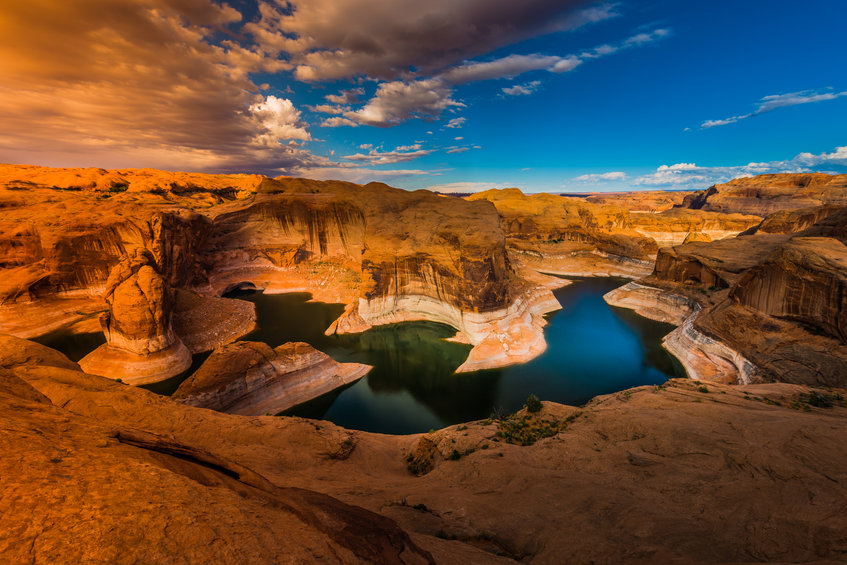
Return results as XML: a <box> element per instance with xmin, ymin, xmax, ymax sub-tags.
<box><xmin>634</xmin><ymin>145</ymin><xmax>847</xmax><ymax>187</ymax></box>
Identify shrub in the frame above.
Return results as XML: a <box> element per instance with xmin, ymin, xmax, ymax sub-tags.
<box><xmin>525</xmin><ymin>394</ymin><xmax>543</xmax><ymax>413</ymax></box>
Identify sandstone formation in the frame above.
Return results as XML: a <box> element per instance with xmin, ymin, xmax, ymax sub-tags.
<box><xmin>682</xmin><ymin>173</ymin><xmax>847</xmax><ymax>216</ymax></box>
<box><xmin>3</xmin><ymin>340</ymin><xmax>847</xmax><ymax>564</ymax></box>
<box><xmin>77</xmin><ymin>250</ymin><xmax>191</xmax><ymax>383</ymax></box>
<box><xmin>607</xmin><ymin>209</ymin><xmax>847</xmax><ymax>386</ymax></box>
<box><xmin>173</xmin><ymin>341</ymin><xmax>371</xmax><ymax>415</ymax></box>
<box><xmin>468</xmin><ymin>188</ymin><xmax>759</xmax><ymax>283</ymax></box>
<box><xmin>0</xmin><ymin>164</ymin><xmax>560</xmax><ymax>374</ymax></box>
<box><xmin>583</xmin><ymin>189</ymin><xmax>695</xmax><ymax>212</ymax></box>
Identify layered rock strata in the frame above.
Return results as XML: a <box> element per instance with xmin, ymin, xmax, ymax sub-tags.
<box><xmin>467</xmin><ymin>188</ymin><xmax>759</xmax><ymax>283</ymax></box>
<box><xmin>0</xmin><ymin>166</ymin><xmax>562</xmax><ymax>374</ymax></box>
<box><xmin>173</xmin><ymin>341</ymin><xmax>371</xmax><ymax>415</ymax></box>
<box><xmin>682</xmin><ymin>173</ymin><xmax>847</xmax><ymax>216</ymax></box>
<box><xmin>78</xmin><ymin>250</ymin><xmax>191</xmax><ymax>383</ymax></box>
<box><xmin>607</xmin><ymin>216</ymin><xmax>847</xmax><ymax>385</ymax></box>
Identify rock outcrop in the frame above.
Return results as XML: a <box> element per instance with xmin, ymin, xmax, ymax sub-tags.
<box><xmin>730</xmin><ymin>237</ymin><xmax>847</xmax><ymax>342</ymax></box>
<box><xmin>173</xmin><ymin>341</ymin><xmax>371</xmax><ymax>415</ymax></box>
<box><xmin>468</xmin><ymin>188</ymin><xmax>759</xmax><ymax>282</ymax></box>
<box><xmin>0</xmin><ymin>166</ymin><xmax>562</xmax><ymax>374</ymax></box>
<box><xmin>608</xmin><ymin>211</ymin><xmax>847</xmax><ymax>385</ymax></box>
<box><xmin>682</xmin><ymin>173</ymin><xmax>847</xmax><ymax>216</ymax></box>
<box><xmin>4</xmin><ymin>341</ymin><xmax>847</xmax><ymax>564</ymax></box>
<box><xmin>78</xmin><ymin>250</ymin><xmax>192</xmax><ymax>383</ymax></box>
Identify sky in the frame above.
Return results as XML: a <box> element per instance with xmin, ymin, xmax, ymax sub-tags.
<box><xmin>0</xmin><ymin>0</ymin><xmax>845</xmax><ymax>193</ymax></box>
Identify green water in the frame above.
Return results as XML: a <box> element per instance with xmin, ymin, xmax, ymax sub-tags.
<box><xmin>33</xmin><ymin>278</ymin><xmax>684</xmax><ymax>434</ymax></box>
<box><xmin>232</xmin><ymin>277</ymin><xmax>683</xmax><ymax>434</ymax></box>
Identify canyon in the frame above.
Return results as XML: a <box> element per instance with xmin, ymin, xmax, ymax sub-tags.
<box><xmin>1</xmin><ymin>166</ymin><xmax>847</xmax><ymax>563</ymax></box>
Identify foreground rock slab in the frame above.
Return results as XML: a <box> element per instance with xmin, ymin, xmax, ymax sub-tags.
<box><xmin>4</xmin><ymin>337</ymin><xmax>847</xmax><ymax>564</ymax></box>
<box><xmin>173</xmin><ymin>341</ymin><xmax>371</xmax><ymax>415</ymax></box>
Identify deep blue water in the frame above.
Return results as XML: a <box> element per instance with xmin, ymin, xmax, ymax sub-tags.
<box><xmin>233</xmin><ymin>277</ymin><xmax>683</xmax><ymax>434</ymax></box>
<box><xmin>34</xmin><ymin>277</ymin><xmax>684</xmax><ymax>434</ymax></box>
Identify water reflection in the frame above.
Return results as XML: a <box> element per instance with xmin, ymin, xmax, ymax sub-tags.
<box><xmin>33</xmin><ymin>278</ymin><xmax>684</xmax><ymax>434</ymax></box>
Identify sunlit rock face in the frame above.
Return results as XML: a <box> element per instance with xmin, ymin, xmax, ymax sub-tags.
<box><xmin>730</xmin><ymin>237</ymin><xmax>847</xmax><ymax>342</ymax></box>
<box><xmin>78</xmin><ymin>250</ymin><xmax>191</xmax><ymax>383</ymax></box>
<box><xmin>467</xmin><ymin>188</ymin><xmax>760</xmax><ymax>282</ymax></box>
<box><xmin>0</xmin><ymin>165</ymin><xmax>559</xmax><ymax>374</ymax></box>
<box><xmin>682</xmin><ymin>173</ymin><xmax>847</xmax><ymax>216</ymax></box>
<box><xmin>607</xmin><ymin>201</ymin><xmax>847</xmax><ymax>386</ymax></box>
<box><xmin>173</xmin><ymin>341</ymin><xmax>371</xmax><ymax>415</ymax></box>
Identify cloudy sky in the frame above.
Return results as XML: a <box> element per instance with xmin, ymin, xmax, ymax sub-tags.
<box><xmin>1</xmin><ymin>0</ymin><xmax>845</xmax><ymax>192</ymax></box>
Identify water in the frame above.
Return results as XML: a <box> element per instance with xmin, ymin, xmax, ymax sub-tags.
<box><xmin>33</xmin><ymin>278</ymin><xmax>684</xmax><ymax>434</ymax></box>
<box><xmin>233</xmin><ymin>277</ymin><xmax>683</xmax><ymax>434</ymax></box>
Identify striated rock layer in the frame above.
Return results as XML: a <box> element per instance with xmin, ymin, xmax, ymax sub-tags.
<box><xmin>607</xmin><ymin>206</ymin><xmax>847</xmax><ymax>386</ymax></box>
<box><xmin>467</xmin><ymin>188</ymin><xmax>759</xmax><ymax>283</ymax></box>
<box><xmin>78</xmin><ymin>250</ymin><xmax>192</xmax><ymax>383</ymax></box>
<box><xmin>0</xmin><ymin>165</ymin><xmax>560</xmax><ymax>375</ymax></box>
<box><xmin>682</xmin><ymin>173</ymin><xmax>847</xmax><ymax>216</ymax></box>
<box><xmin>173</xmin><ymin>341</ymin><xmax>371</xmax><ymax>415</ymax></box>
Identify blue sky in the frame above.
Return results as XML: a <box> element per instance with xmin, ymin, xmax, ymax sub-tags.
<box><xmin>1</xmin><ymin>0</ymin><xmax>845</xmax><ymax>192</ymax></box>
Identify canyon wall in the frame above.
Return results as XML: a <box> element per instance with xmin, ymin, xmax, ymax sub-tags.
<box><xmin>0</xmin><ymin>165</ymin><xmax>559</xmax><ymax>380</ymax></box>
<box><xmin>609</xmin><ymin>202</ymin><xmax>847</xmax><ymax>386</ymax></box>
<box><xmin>468</xmin><ymin>188</ymin><xmax>759</xmax><ymax>281</ymax></box>
<box><xmin>682</xmin><ymin>173</ymin><xmax>847</xmax><ymax>216</ymax></box>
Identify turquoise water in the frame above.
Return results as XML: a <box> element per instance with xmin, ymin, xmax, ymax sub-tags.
<box><xmin>33</xmin><ymin>277</ymin><xmax>684</xmax><ymax>434</ymax></box>
<box><xmin>232</xmin><ymin>277</ymin><xmax>683</xmax><ymax>434</ymax></box>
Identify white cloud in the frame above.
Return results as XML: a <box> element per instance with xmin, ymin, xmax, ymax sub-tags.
<box><xmin>342</xmin><ymin>144</ymin><xmax>434</xmax><ymax>164</ymax></box>
<box><xmin>502</xmin><ymin>80</ymin><xmax>542</xmax><ymax>96</ymax></box>
<box><xmin>344</xmin><ymin>78</ymin><xmax>464</xmax><ymax>127</ymax></box>
<box><xmin>454</xmin><ymin>136</ymin><xmax>464</xmax><ymax>141</ymax></box>
<box><xmin>293</xmin><ymin>166</ymin><xmax>433</xmax><ymax>184</ymax></box>
<box><xmin>321</xmin><ymin>116</ymin><xmax>359</xmax><ymax>127</ymax></box>
<box><xmin>342</xmin><ymin>27</ymin><xmax>670</xmax><ymax>127</ymax></box>
<box><xmin>634</xmin><ymin>145</ymin><xmax>847</xmax><ymax>188</ymax></box>
<box><xmin>445</xmin><ymin>117</ymin><xmax>466</xmax><ymax>129</ymax></box>
<box><xmin>701</xmin><ymin>89</ymin><xmax>847</xmax><ymax>129</ymax></box>
<box><xmin>573</xmin><ymin>171</ymin><xmax>627</xmax><ymax>182</ymax></box>
<box><xmin>249</xmin><ymin>95</ymin><xmax>311</xmax><ymax>143</ymax></box>
<box><xmin>442</xmin><ymin>54</ymin><xmax>567</xmax><ymax>84</ymax></box>
<box><xmin>309</xmin><ymin>103</ymin><xmax>349</xmax><ymax>115</ymax></box>
<box><xmin>426</xmin><ymin>181</ymin><xmax>500</xmax><ymax>193</ymax></box>
<box><xmin>325</xmin><ymin>87</ymin><xmax>365</xmax><ymax>104</ymax></box>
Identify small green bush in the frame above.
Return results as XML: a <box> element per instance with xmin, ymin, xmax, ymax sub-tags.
<box><xmin>525</xmin><ymin>394</ymin><xmax>543</xmax><ymax>413</ymax></box>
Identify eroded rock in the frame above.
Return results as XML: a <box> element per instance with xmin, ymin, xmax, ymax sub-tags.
<box><xmin>173</xmin><ymin>341</ymin><xmax>371</xmax><ymax>415</ymax></box>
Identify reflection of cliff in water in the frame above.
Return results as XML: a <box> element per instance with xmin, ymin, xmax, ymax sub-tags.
<box><xmin>342</xmin><ymin>322</ymin><xmax>498</xmax><ymax>423</ymax></box>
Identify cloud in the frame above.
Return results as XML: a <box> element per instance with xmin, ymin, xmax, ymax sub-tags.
<box><xmin>502</xmin><ymin>80</ymin><xmax>542</xmax><ymax>96</ymax></box>
<box><xmin>445</xmin><ymin>117</ymin><xmax>466</xmax><ymax>129</ymax></box>
<box><xmin>250</xmin><ymin>96</ymin><xmax>311</xmax><ymax>143</ymax></box>
<box><xmin>309</xmin><ymin>104</ymin><xmax>349</xmax><ymax>115</ymax></box>
<box><xmin>701</xmin><ymin>89</ymin><xmax>847</xmax><ymax>129</ymax></box>
<box><xmin>292</xmin><ymin>166</ymin><xmax>433</xmax><ymax>184</ymax></box>
<box><xmin>426</xmin><ymin>181</ymin><xmax>500</xmax><ymax>193</ymax></box>
<box><xmin>344</xmin><ymin>78</ymin><xmax>464</xmax><ymax>127</ymax></box>
<box><xmin>445</xmin><ymin>145</ymin><xmax>481</xmax><ymax>154</ymax></box>
<box><xmin>325</xmin><ymin>87</ymin><xmax>365</xmax><ymax>104</ymax></box>
<box><xmin>573</xmin><ymin>171</ymin><xmax>627</xmax><ymax>182</ymax></box>
<box><xmin>343</xmin><ymin>27</ymin><xmax>670</xmax><ymax>127</ymax></box>
<box><xmin>442</xmin><ymin>54</ymin><xmax>572</xmax><ymax>84</ymax></box>
<box><xmin>321</xmin><ymin>117</ymin><xmax>359</xmax><ymax>127</ymax></box>
<box><xmin>0</xmin><ymin>0</ymin><xmax>323</xmax><ymax>173</ymax></box>
<box><xmin>342</xmin><ymin>144</ymin><xmax>434</xmax><ymax>164</ymax></box>
<box><xmin>634</xmin><ymin>145</ymin><xmax>847</xmax><ymax>188</ymax></box>
<box><xmin>247</xmin><ymin>0</ymin><xmax>616</xmax><ymax>82</ymax></box>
